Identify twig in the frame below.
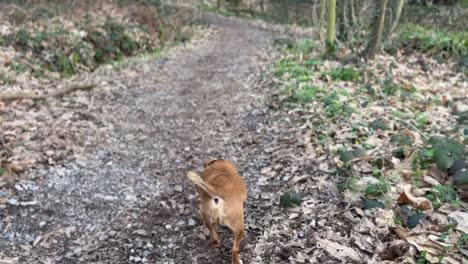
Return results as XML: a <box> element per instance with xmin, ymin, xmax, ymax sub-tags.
<box><xmin>394</xmin><ymin>116</ymin><xmax>429</xmax><ymax>141</ymax></box>
<box><xmin>0</xmin><ymin>83</ymin><xmax>96</xmax><ymax>101</ymax></box>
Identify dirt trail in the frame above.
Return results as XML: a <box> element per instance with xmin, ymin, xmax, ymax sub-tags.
<box><xmin>2</xmin><ymin>14</ymin><xmax>352</xmax><ymax>264</ymax></box>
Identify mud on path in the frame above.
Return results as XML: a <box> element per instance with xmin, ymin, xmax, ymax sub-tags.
<box><xmin>1</xmin><ymin>14</ymin><xmax>355</xmax><ymax>264</ymax></box>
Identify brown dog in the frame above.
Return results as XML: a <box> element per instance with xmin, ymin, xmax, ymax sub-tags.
<box><xmin>187</xmin><ymin>159</ymin><xmax>247</xmax><ymax>264</ymax></box>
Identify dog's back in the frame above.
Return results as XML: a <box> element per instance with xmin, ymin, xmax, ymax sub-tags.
<box><xmin>201</xmin><ymin>159</ymin><xmax>247</xmax><ymax>202</ymax></box>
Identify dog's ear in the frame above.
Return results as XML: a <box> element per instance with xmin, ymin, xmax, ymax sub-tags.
<box><xmin>203</xmin><ymin>159</ymin><xmax>218</xmax><ymax>168</ymax></box>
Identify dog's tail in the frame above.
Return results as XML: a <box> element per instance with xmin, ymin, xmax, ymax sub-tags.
<box><xmin>187</xmin><ymin>171</ymin><xmax>221</xmax><ymax>198</ymax></box>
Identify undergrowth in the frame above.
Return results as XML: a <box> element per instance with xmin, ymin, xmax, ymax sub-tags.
<box><xmin>390</xmin><ymin>24</ymin><xmax>468</xmax><ymax>58</ymax></box>
<box><xmin>0</xmin><ymin>0</ymin><xmax>198</xmax><ymax>84</ymax></box>
<box><xmin>273</xmin><ymin>38</ymin><xmax>467</xmax><ymax>261</ymax></box>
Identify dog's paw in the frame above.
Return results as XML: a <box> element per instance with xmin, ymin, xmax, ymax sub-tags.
<box><xmin>232</xmin><ymin>259</ymin><xmax>243</xmax><ymax>264</ymax></box>
<box><xmin>212</xmin><ymin>239</ymin><xmax>221</xmax><ymax>248</ymax></box>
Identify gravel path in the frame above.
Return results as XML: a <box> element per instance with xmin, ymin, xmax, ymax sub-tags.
<box><xmin>2</xmin><ymin>14</ymin><xmax>357</xmax><ymax>264</ymax></box>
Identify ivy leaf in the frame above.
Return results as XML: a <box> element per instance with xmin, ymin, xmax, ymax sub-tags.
<box><xmin>430</xmin><ymin>137</ymin><xmax>465</xmax><ymax>171</ymax></box>
<box><xmin>449</xmin><ymin>159</ymin><xmax>467</xmax><ymax>174</ymax></box>
<box><xmin>370</xmin><ymin>120</ymin><xmax>387</xmax><ymax>130</ymax></box>
<box><xmin>434</xmin><ymin>149</ymin><xmax>456</xmax><ymax>171</ymax></box>
<box><xmin>290</xmin><ymin>191</ymin><xmax>302</xmax><ymax>205</ymax></box>
<box><xmin>280</xmin><ymin>191</ymin><xmax>302</xmax><ymax>207</ymax></box>
<box><xmin>453</xmin><ymin>169</ymin><xmax>468</xmax><ymax>186</ymax></box>
<box><xmin>363</xmin><ymin>198</ymin><xmax>384</xmax><ymax>209</ymax></box>
<box><xmin>280</xmin><ymin>192</ymin><xmax>291</xmax><ymax>208</ymax></box>
<box><xmin>365</xmin><ymin>182</ymin><xmax>389</xmax><ymax>197</ymax></box>
<box><xmin>339</xmin><ymin>150</ymin><xmax>355</xmax><ymax>163</ymax></box>
<box><xmin>407</xmin><ymin>213</ymin><xmax>427</xmax><ymax>229</ymax></box>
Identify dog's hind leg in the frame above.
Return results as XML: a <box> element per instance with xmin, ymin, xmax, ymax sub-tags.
<box><xmin>231</xmin><ymin>227</ymin><xmax>244</xmax><ymax>264</ymax></box>
<box><xmin>201</xmin><ymin>208</ymin><xmax>220</xmax><ymax>247</ymax></box>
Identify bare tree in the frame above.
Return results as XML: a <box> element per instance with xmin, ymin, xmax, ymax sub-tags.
<box><xmin>319</xmin><ymin>0</ymin><xmax>326</xmax><ymax>41</ymax></box>
<box><xmin>365</xmin><ymin>0</ymin><xmax>388</xmax><ymax>59</ymax></box>
<box><xmin>390</xmin><ymin>0</ymin><xmax>405</xmax><ymax>33</ymax></box>
<box><xmin>349</xmin><ymin>0</ymin><xmax>356</xmax><ymax>26</ymax></box>
<box><xmin>326</xmin><ymin>0</ymin><xmax>336</xmax><ymax>54</ymax></box>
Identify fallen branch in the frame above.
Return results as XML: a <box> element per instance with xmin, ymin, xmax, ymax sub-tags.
<box><xmin>0</xmin><ymin>83</ymin><xmax>96</xmax><ymax>101</ymax></box>
<box><xmin>394</xmin><ymin>116</ymin><xmax>429</xmax><ymax>141</ymax></box>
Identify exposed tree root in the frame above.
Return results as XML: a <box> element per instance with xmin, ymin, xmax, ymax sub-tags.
<box><xmin>0</xmin><ymin>83</ymin><xmax>96</xmax><ymax>101</ymax></box>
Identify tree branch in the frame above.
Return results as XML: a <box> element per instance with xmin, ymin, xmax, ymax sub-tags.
<box><xmin>0</xmin><ymin>83</ymin><xmax>96</xmax><ymax>101</ymax></box>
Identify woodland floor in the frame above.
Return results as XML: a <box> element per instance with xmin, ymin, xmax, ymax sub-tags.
<box><xmin>0</xmin><ymin>13</ymin><xmax>354</xmax><ymax>264</ymax></box>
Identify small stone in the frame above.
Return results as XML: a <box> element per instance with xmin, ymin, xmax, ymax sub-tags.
<box><xmin>165</xmin><ymin>224</ymin><xmax>172</xmax><ymax>229</ymax></box>
<box><xmin>142</xmin><ymin>257</ymin><xmax>148</xmax><ymax>263</ymax></box>
<box><xmin>146</xmin><ymin>243</ymin><xmax>153</xmax><ymax>249</ymax></box>
<box><xmin>98</xmin><ymin>234</ymin><xmax>108</xmax><ymax>241</ymax></box>
<box><xmin>33</xmin><ymin>236</ymin><xmax>42</xmax><ymax>247</ymax></box>
<box><xmin>134</xmin><ymin>256</ymin><xmax>142</xmax><ymax>262</ymax></box>
<box><xmin>298</xmin><ymin>231</ymin><xmax>305</xmax><ymax>239</ymax></box>
<box><xmin>7</xmin><ymin>198</ymin><xmax>18</xmax><ymax>205</ymax></box>
<box><xmin>281</xmin><ymin>176</ymin><xmax>289</xmax><ymax>182</ymax></box>
<box><xmin>310</xmin><ymin>219</ymin><xmax>316</xmax><ymax>227</ymax></box>
<box><xmin>73</xmin><ymin>247</ymin><xmax>82</xmax><ymax>257</ymax></box>
<box><xmin>174</xmin><ymin>185</ymin><xmax>183</xmax><ymax>192</ymax></box>
<box><xmin>142</xmin><ymin>250</ymin><xmax>152</xmax><ymax>257</ymax></box>
<box><xmin>318</xmin><ymin>219</ymin><xmax>326</xmax><ymax>227</ymax></box>
<box><xmin>14</xmin><ymin>184</ymin><xmax>25</xmax><ymax>191</ymax></box>
<box><xmin>39</xmin><ymin>221</ymin><xmax>47</xmax><ymax>228</ymax></box>
<box><xmin>134</xmin><ymin>240</ymin><xmax>144</xmax><ymax>249</ymax></box>
<box><xmin>188</xmin><ymin>218</ymin><xmax>196</xmax><ymax>226</ymax></box>
<box><xmin>125</xmin><ymin>194</ymin><xmax>138</xmax><ymax>201</ymax></box>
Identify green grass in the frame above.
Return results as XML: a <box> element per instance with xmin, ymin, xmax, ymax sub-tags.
<box><xmin>394</xmin><ymin>24</ymin><xmax>468</xmax><ymax>57</ymax></box>
<box><xmin>289</xmin><ymin>85</ymin><xmax>322</xmax><ymax>103</ymax></box>
<box><xmin>324</xmin><ymin>67</ymin><xmax>360</xmax><ymax>82</ymax></box>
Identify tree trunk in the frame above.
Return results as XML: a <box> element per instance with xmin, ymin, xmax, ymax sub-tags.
<box><xmin>365</xmin><ymin>0</ymin><xmax>388</xmax><ymax>59</ymax></box>
<box><xmin>390</xmin><ymin>0</ymin><xmax>405</xmax><ymax>33</ymax></box>
<box><xmin>326</xmin><ymin>0</ymin><xmax>336</xmax><ymax>54</ymax></box>
<box><xmin>341</xmin><ymin>0</ymin><xmax>350</xmax><ymax>41</ymax></box>
<box><xmin>349</xmin><ymin>0</ymin><xmax>356</xmax><ymax>27</ymax></box>
<box><xmin>319</xmin><ymin>0</ymin><xmax>326</xmax><ymax>41</ymax></box>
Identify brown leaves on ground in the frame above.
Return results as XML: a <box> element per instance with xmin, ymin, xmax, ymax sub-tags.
<box><xmin>397</xmin><ymin>184</ymin><xmax>434</xmax><ymax>212</ymax></box>
<box><xmin>272</xmin><ymin>34</ymin><xmax>467</xmax><ymax>262</ymax></box>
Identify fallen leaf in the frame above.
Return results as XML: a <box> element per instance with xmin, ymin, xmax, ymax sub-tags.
<box><xmin>392</xmin><ymin>226</ymin><xmax>410</xmax><ymax>239</ymax></box>
<box><xmin>423</xmin><ymin>176</ymin><xmax>440</xmax><ymax>186</ymax></box>
<box><xmin>397</xmin><ymin>184</ymin><xmax>433</xmax><ymax>212</ymax></box>
<box><xmin>317</xmin><ymin>239</ymin><xmax>361</xmax><ymax>262</ymax></box>
<box><xmin>448</xmin><ymin>211</ymin><xmax>468</xmax><ymax>233</ymax></box>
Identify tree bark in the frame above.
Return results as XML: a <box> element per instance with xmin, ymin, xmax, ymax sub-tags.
<box><xmin>349</xmin><ymin>0</ymin><xmax>356</xmax><ymax>27</ymax></box>
<box><xmin>319</xmin><ymin>0</ymin><xmax>326</xmax><ymax>41</ymax></box>
<box><xmin>365</xmin><ymin>0</ymin><xmax>388</xmax><ymax>59</ymax></box>
<box><xmin>390</xmin><ymin>0</ymin><xmax>405</xmax><ymax>34</ymax></box>
<box><xmin>340</xmin><ymin>0</ymin><xmax>350</xmax><ymax>41</ymax></box>
<box><xmin>326</xmin><ymin>0</ymin><xmax>336</xmax><ymax>54</ymax></box>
